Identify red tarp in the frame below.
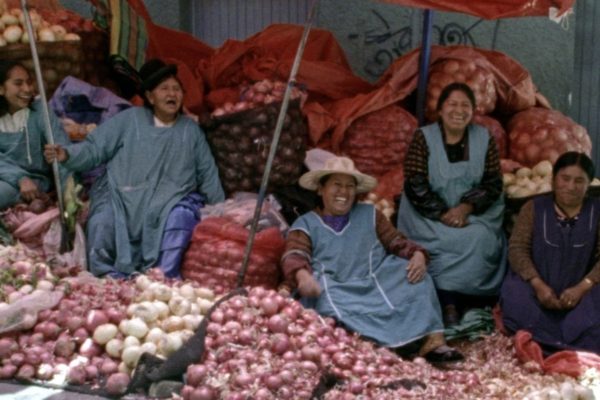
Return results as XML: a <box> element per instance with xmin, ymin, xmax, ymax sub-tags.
<box><xmin>376</xmin><ymin>0</ymin><xmax>575</xmax><ymax>19</ymax></box>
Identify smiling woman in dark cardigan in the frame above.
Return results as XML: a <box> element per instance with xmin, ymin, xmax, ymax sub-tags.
<box><xmin>500</xmin><ymin>151</ymin><xmax>600</xmax><ymax>354</ymax></box>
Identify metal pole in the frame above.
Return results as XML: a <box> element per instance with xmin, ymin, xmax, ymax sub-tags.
<box><xmin>236</xmin><ymin>0</ymin><xmax>318</xmax><ymax>288</ymax></box>
<box><xmin>21</xmin><ymin>0</ymin><xmax>70</xmax><ymax>251</ymax></box>
<box><xmin>416</xmin><ymin>9</ymin><xmax>434</xmax><ymax>126</ymax></box>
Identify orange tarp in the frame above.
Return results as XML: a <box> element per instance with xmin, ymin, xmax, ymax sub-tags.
<box><xmin>375</xmin><ymin>0</ymin><xmax>575</xmax><ymax>19</ymax></box>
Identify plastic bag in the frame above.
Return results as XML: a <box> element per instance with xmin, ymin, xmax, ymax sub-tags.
<box><xmin>0</xmin><ymin>290</ymin><xmax>63</xmax><ymax>334</ymax></box>
<box><xmin>201</xmin><ymin>192</ymin><xmax>288</xmax><ymax>233</ymax></box>
<box><xmin>43</xmin><ymin>220</ymin><xmax>88</xmax><ymax>269</ymax></box>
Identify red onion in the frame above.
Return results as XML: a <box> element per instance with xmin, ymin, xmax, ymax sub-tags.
<box><xmin>72</xmin><ymin>327</ymin><xmax>89</xmax><ymax>344</ymax></box>
<box><xmin>67</xmin><ymin>365</ymin><xmax>87</xmax><ymax>385</ymax></box>
<box><xmin>210</xmin><ymin>309</ymin><xmax>225</xmax><ymax>324</ymax></box>
<box><xmin>10</xmin><ymin>353</ymin><xmax>25</xmax><ymax>367</ymax></box>
<box><xmin>181</xmin><ymin>385</ymin><xmax>194</xmax><ymax>400</ymax></box>
<box><xmin>79</xmin><ymin>338</ymin><xmax>102</xmax><ymax>358</ymax></box>
<box><xmin>100</xmin><ymin>359</ymin><xmax>119</xmax><ymax>376</ymax></box>
<box><xmin>66</xmin><ymin>316</ymin><xmax>84</xmax><ymax>332</ymax></box>
<box><xmin>266</xmin><ymin>314</ymin><xmax>288</xmax><ymax>333</ymax></box>
<box><xmin>233</xmin><ymin>372</ymin><xmax>254</xmax><ymax>388</ymax></box>
<box><xmin>29</xmin><ymin>332</ymin><xmax>45</xmax><ymax>345</ymax></box>
<box><xmin>105</xmin><ymin>372</ymin><xmax>130</xmax><ymax>395</ymax></box>
<box><xmin>0</xmin><ymin>337</ymin><xmax>18</xmax><ymax>358</ymax></box>
<box><xmin>301</xmin><ymin>344</ymin><xmax>321</xmax><ymax>362</ymax></box>
<box><xmin>85</xmin><ymin>310</ymin><xmax>109</xmax><ymax>333</ymax></box>
<box><xmin>16</xmin><ymin>364</ymin><xmax>35</xmax><ymax>380</ymax></box>
<box><xmin>54</xmin><ymin>337</ymin><xmax>76</xmax><ymax>358</ymax></box>
<box><xmin>190</xmin><ymin>386</ymin><xmax>217</xmax><ymax>400</ymax></box>
<box><xmin>270</xmin><ymin>333</ymin><xmax>290</xmax><ymax>355</ymax></box>
<box><xmin>259</xmin><ymin>297</ymin><xmax>279</xmax><ymax>316</ymax></box>
<box><xmin>106</xmin><ymin>308</ymin><xmax>126</xmax><ymax>324</ymax></box>
<box><xmin>186</xmin><ymin>364</ymin><xmax>208</xmax><ymax>387</ymax></box>
<box><xmin>237</xmin><ymin>328</ymin><xmax>256</xmax><ymax>346</ymax></box>
<box><xmin>264</xmin><ymin>374</ymin><xmax>283</xmax><ymax>391</ymax></box>
<box><xmin>0</xmin><ymin>364</ymin><xmax>17</xmax><ymax>379</ymax></box>
<box><xmin>238</xmin><ymin>311</ymin><xmax>256</xmax><ymax>325</ymax></box>
<box><xmin>85</xmin><ymin>365</ymin><xmax>99</xmax><ymax>380</ymax></box>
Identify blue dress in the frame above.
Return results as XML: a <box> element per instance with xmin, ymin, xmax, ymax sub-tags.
<box><xmin>292</xmin><ymin>203</ymin><xmax>444</xmax><ymax>347</ymax></box>
<box><xmin>63</xmin><ymin>107</ymin><xmax>224</xmax><ymax>276</ymax></box>
<box><xmin>397</xmin><ymin>123</ymin><xmax>507</xmax><ymax>295</ymax></box>
<box><xmin>0</xmin><ymin>100</ymin><xmax>70</xmax><ymax>209</ymax></box>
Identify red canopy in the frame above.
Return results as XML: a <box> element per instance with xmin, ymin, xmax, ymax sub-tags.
<box><xmin>376</xmin><ymin>0</ymin><xmax>575</xmax><ymax>19</ymax></box>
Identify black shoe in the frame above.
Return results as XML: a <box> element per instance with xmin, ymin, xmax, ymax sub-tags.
<box><xmin>424</xmin><ymin>348</ymin><xmax>464</xmax><ymax>364</ymax></box>
<box><xmin>443</xmin><ymin>304</ymin><xmax>460</xmax><ymax>327</ymax></box>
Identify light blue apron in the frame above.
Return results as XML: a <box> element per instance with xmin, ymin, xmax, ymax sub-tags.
<box><xmin>397</xmin><ymin>123</ymin><xmax>506</xmax><ymax>295</ymax></box>
<box><xmin>292</xmin><ymin>203</ymin><xmax>444</xmax><ymax>347</ymax></box>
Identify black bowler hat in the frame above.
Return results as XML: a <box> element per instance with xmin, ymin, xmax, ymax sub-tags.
<box><xmin>138</xmin><ymin>58</ymin><xmax>178</xmax><ymax>92</ymax></box>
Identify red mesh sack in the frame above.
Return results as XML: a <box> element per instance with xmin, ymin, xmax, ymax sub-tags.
<box><xmin>426</xmin><ymin>58</ymin><xmax>497</xmax><ymax>121</ymax></box>
<box><xmin>340</xmin><ymin>104</ymin><xmax>417</xmax><ymax>178</ymax></box>
<box><xmin>473</xmin><ymin>114</ymin><xmax>507</xmax><ymax>158</ymax></box>
<box><xmin>507</xmin><ymin>108</ymin><xmax>591</xmax><ymax>167</ymax></box>
<box><xmin>181</xmin><ymin>217</ymin><xmax>285</xmax><ymax>294</ymax></box>
<box><xmin>371</xmin><ymin>168</ymin><xmax>405</xmax><ymax>203</ymax></box>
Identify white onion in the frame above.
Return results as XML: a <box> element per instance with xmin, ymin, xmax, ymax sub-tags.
<box><xmin>144</xmin><ymin>327</ymin><xmax>165</xmax><ymax>344</ymax></box>
<box><xmin>121</xmin><ymin>345</ymin><xmax>142</xmax><ymax>368</ymax></box>
<box><xmin>50</xmin><ymin>24</ymin><xmax>66</xmax><ymax>40</ymax></box>
<box><xmin>124</xmin><ymin>318</ymin><xmax>149</xmax><ymax>339</ymax></box>
<box><xmin>123</xmin><ymin>336</ymin><xmax>140</xmax><ymax>348</ymax></box>
<box><xmin>140</xmin><ymin>341</ymin><xmax>157</xmax><ymax>355</ymax></box>
<box><xmin>152</xmin><ymin>301</ymin><xmax>170</xmax><ymax>320</ymax></box>
<box><xmin>3</xmin><ymin>25</ymin><xmax>22</xmax><ymax>43</ymax></box>
<box><xmin>178</xmin><ymin>284</ymin><xmax>196</xmax><ymax>300</ymax></box>
<box><xmin>63</xmin><ymin>33</ymin><xmax>81</xmax><ymax>41</ymax></box>
<box><xmin>0</xmin><ymin>12</ymin><xmax>19</xmax><ymax>27</ymax></box>
<box><xmin>105</xmin><ymin>338</ymin><xmax>124</xmax><ymax>358</ymax></box>
<box><xmin>38</xmin><ymin>28</ymin><xmax>56</xmax><ymax>42</ymax></box>
<box><xmin>93</xmin><ymin>324</ymin><xmax>118</xmax><ymax>345</ymax></box>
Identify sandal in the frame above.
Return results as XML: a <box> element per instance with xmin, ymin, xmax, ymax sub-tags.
<box><xmin>424</xmin><ymin>348</ymin><xmax>464</xmax><ymax>364</ymax></box>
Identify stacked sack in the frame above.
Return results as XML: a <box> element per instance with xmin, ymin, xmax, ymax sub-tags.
<box><xmin>181</xmin><ymin>196</ymin><xmax>287</xmax><ymax>294</ymax></box>
<box><xmin>203</xmin><ymin>98</ymin><xmax>307</xmax><ymax>196</ymax></box>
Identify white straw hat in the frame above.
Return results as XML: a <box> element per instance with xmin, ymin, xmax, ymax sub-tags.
<box><xmin>299</xmin><ymin>156</ymin><xmax>377</xmax><ymax>194</ymax></box>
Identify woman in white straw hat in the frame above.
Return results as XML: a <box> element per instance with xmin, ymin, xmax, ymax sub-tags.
<box><xmin>281</xmin><ymin>155</ymin><xmax>463</xmax><ymax>363</ymax></box>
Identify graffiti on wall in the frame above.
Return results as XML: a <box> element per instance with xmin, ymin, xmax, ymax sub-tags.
<box><xmin>349</xmin><ymin>10</ymin><xmax>496</xmax><ymax>79</ymax></box>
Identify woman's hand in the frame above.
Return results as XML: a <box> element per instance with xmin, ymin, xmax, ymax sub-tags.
<box><xmin>43</xmin><ymin>144</ymin><xmax>68</xmax><ymax>163</ymax></box>
<box><xmin>296</xmin><ymin>269</ymin><xmax>321</xmax><ymax>298</ymax></box>
<box><xmin>559</xmin><ymin>283</ymin><xmax>589</xmax><ymax>309</ymax></box>
<box><xmin>530</xmin><ymin>277</ymin><xmax>562</xmax><ymax>310</ymax></box>
<box><xmin>440</xmin><ymin>203</ymin><xmax>473</xmax><ymax>228</ymax></box>
<box><xmin>406</xmin><ymin>250</ymin><xmax>427</xmax><ymax>283</ymax></box>
<box><xmin>19</xmin><ymin>177</ymin><xmax>40</xmax><ymax>202</ymax></box>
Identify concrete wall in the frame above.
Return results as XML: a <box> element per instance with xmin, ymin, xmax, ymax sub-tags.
<box><xmin>316</xmin><ymin>1</ymin><xmax>575</xmax><ymax>114</ymax></box>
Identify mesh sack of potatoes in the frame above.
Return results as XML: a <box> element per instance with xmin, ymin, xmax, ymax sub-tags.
<box><xmin>202</xmin><ymin>99</ymin><xmax>308</xmax><ymax>196</ymax></box>
<box><xmin>425</xmin><ymin>58</ymin><xmax>497</xmax><ymax>122</ymax></box>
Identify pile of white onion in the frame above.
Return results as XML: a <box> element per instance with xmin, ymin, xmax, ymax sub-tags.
<box><xmin>0</xmin><ymin>6</ymin><xmax>80</xmax><ymax>47</ymax></box>
<box><xmin>504</xmin><ymin>160</ymin><xmax>553</xmax><ymax>199</ymax></box>
<box><xmin>94</xmin><ymin>275</ymin><xmax>216</xmax><ymax>375</ymax></box>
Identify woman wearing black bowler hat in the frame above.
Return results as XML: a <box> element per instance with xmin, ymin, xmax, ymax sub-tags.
<box><xmin>44</xmin><ymin>58</ymin><xmax>225</xmax><ymax>279</ymax></box>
